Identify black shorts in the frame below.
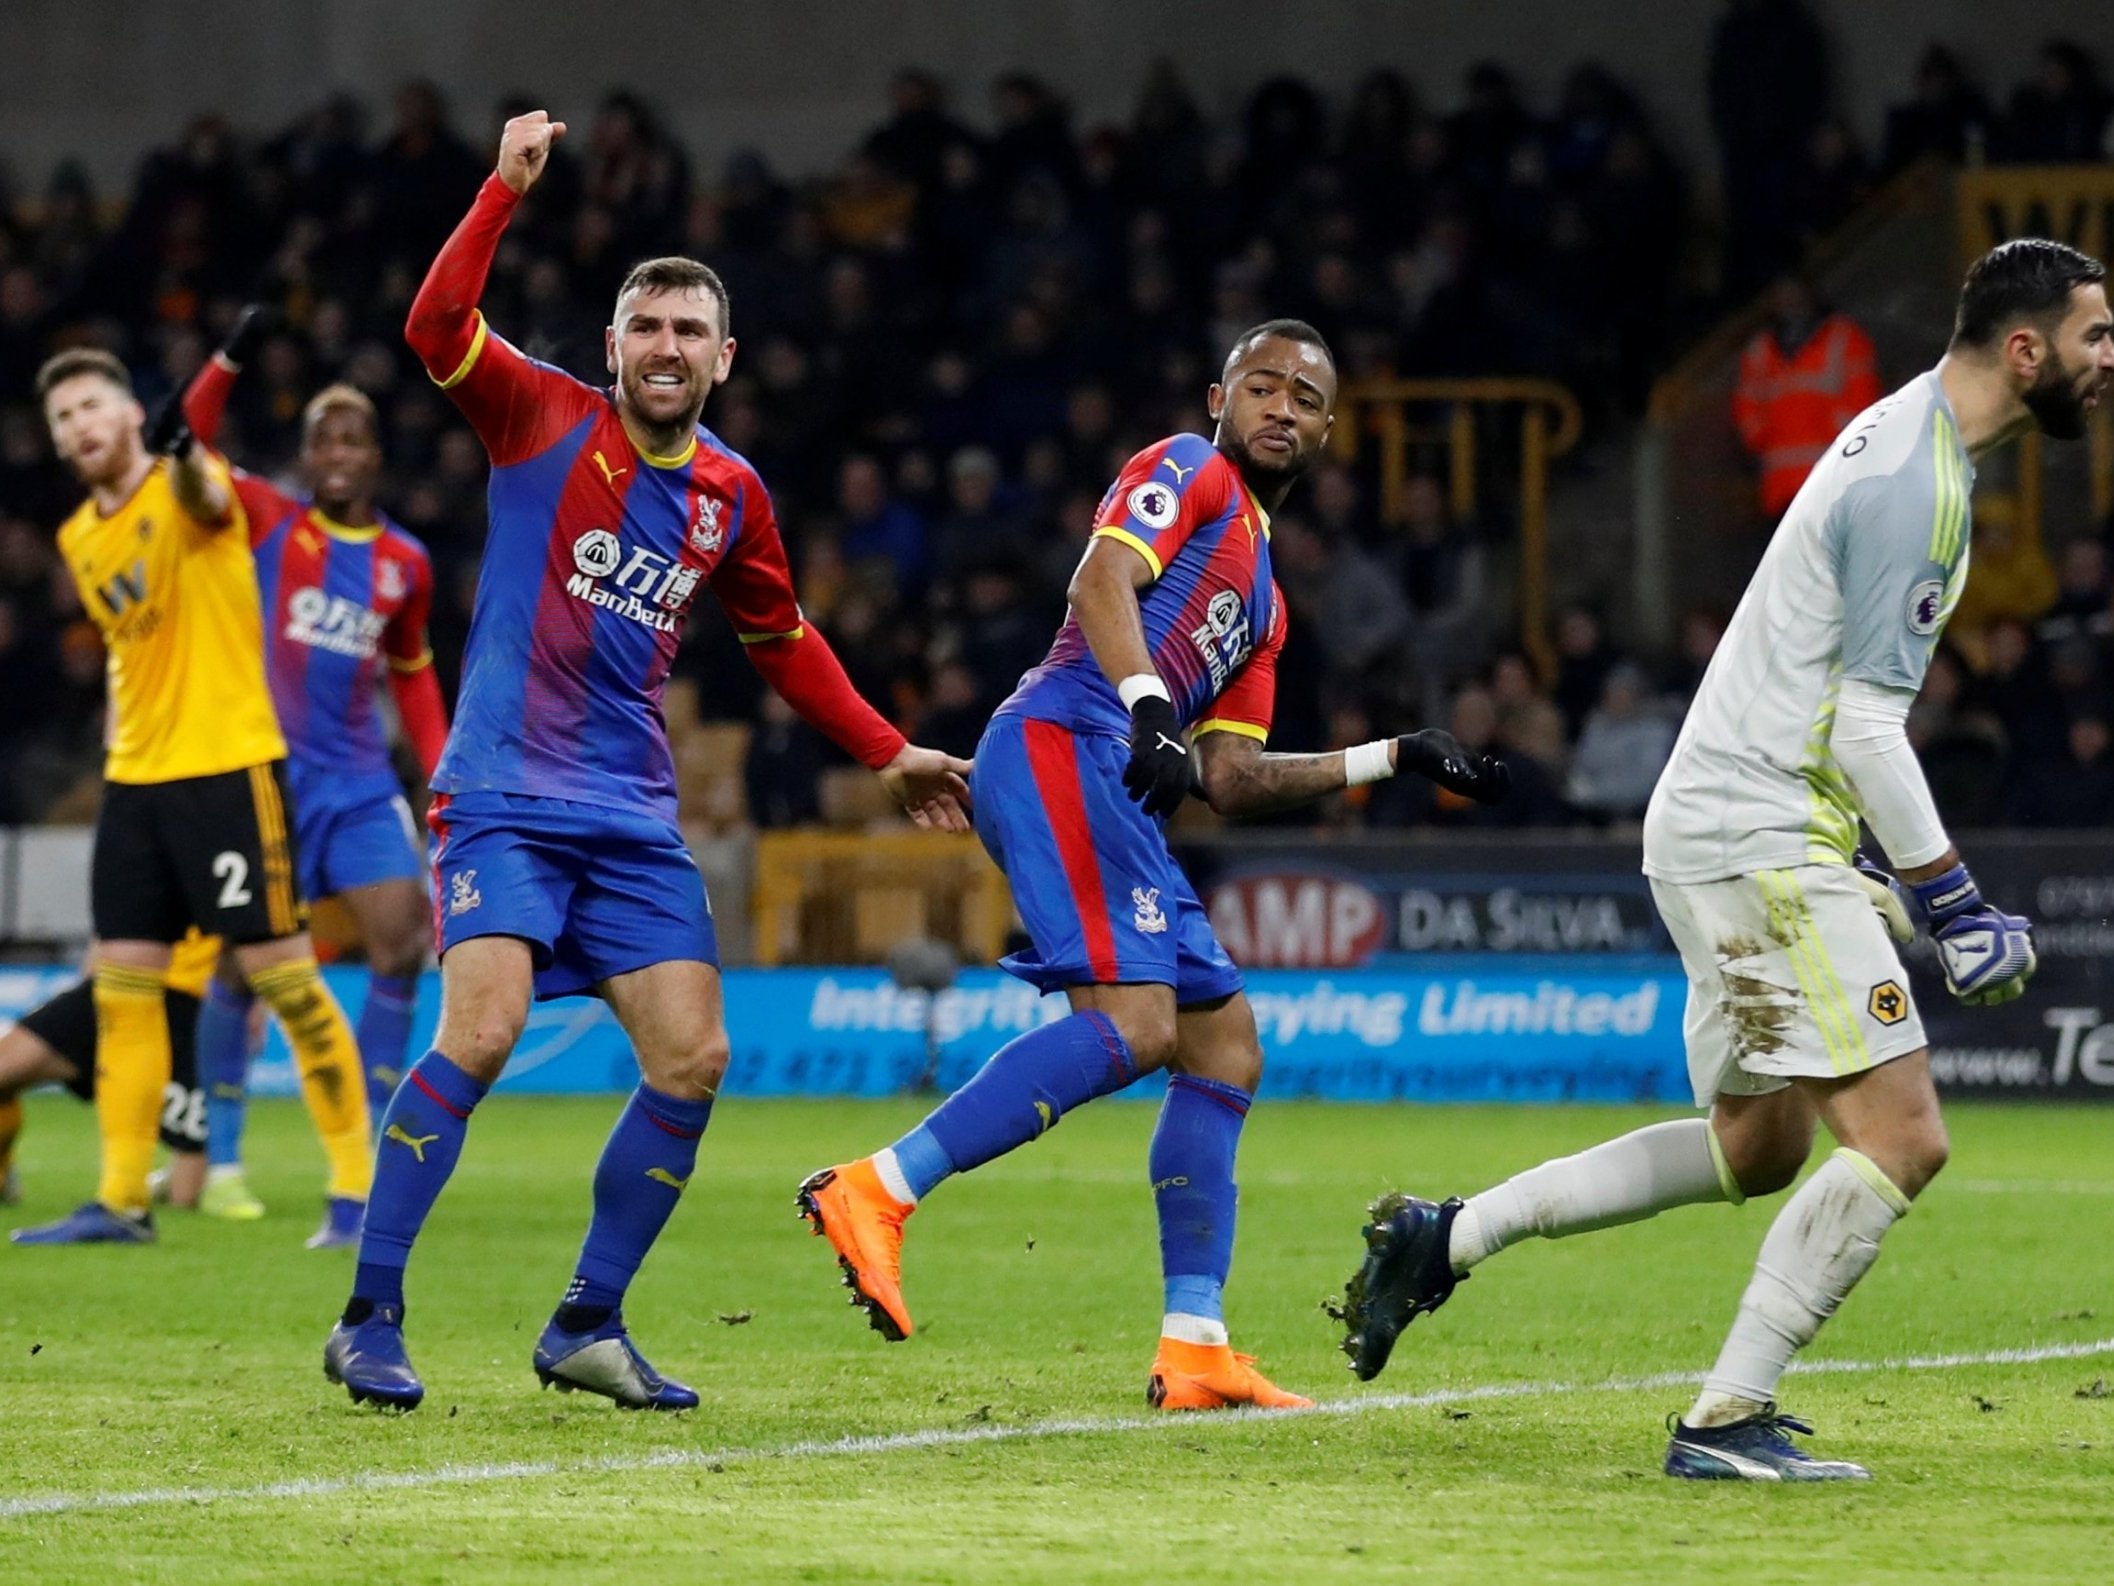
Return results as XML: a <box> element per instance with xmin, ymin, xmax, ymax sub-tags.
<box><xmin>16</xmin><ymin>979</ymin><xmax>206</xmax><ymax>1153</ymax></box>
<box><xmin>93</xmin><ymin>762</ymin><xmax>307</xmax><ymax>946</ymax></box>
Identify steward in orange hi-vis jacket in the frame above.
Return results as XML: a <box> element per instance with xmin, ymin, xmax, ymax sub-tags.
<box><xmin>1733</xmin><ymin>276</ymin><xmax>1882</xmax><ymax>520</ymax></box>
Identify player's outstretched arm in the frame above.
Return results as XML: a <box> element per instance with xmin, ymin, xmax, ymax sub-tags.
<box><xmin>145</xmin><ymin>415</ymin><xmax>234</xmax><ymax>531</ymax></box>
<box><xmin>1193</xmin><ymin>728</ymin><xmax>1508</xmax><ymax>820</ymax></box>
<box><xmin>182</xmin><ymin>305</ymin><xmax>275</xmax><ymax>447</ymax></box>
<box><xmin>715</xmin><ymin>485</ymin><xmax>967</xmax><ymax>829</ymax></box>
<box><xmin>876</xmin><ymin>745</ymin><xmax>974</xmax><ymax>833</ymax></box>
<box><xmin>404</xmin><ymin>110</ymin><xmax>564</xmax><ymax>378</ymax></box>
<box><xmin>174</xmin><ymin>306</ymin><xmax>296</xmax><ymax>541</ymax></box>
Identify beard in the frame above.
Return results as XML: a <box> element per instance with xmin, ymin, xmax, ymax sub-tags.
<box><xmin>1222</xmin><ymin>426</ymin><xmax>1312</xmax><ymax>482</ymax></box>
<box><xmin>622</xmin><ymin>367</ymin><xmax>706</xmax><ymax>429</ymax></box>
<box><xmin>2024</xmin><ymin>353</ymin><xmax>2092</xmax><ymax>440</ymax></box>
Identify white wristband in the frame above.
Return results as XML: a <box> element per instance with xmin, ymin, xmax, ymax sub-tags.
<box><xmin>1117</xmin><ymin>674</ymin><xmax>1172</xmax><ymax>710</ymax></box>
<box><xmin>1345</xmin><ymin>740</ymin><xmax>1395</xmax><ymax>787</ymax></box>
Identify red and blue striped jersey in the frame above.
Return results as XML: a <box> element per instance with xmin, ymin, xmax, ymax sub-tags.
<box><xmin>425</xmin><ymin>319</ymin><xmax>807</xmax><ymax>824</ymax></box>
<box><xmin>233</xmin><ymin>473</ymin><xmax>435</xmax><ymax>794</ymax></box>
<box><xmin>1000</xmin><ymin>433</ymin><xmax>1286</xmax><ymax>744</ymax></box>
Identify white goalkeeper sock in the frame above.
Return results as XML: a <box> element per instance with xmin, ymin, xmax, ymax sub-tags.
<box><xmin>1447</xmin><ymin>1119</ymin><xmax>1740</xmax><ymax>1275</ymax></box>
<box><xmin>1687</xmin><ymin>1148</ymin><xmax>1908</xmax><ymax>1427</ymax></box>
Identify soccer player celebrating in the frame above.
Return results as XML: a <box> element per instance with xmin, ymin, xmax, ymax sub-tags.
<box><xmin>323</xmin><ymin>110</ymin><xmax>971</xmax><ymax>1412</ymax></box>
<box><xmin>0</xmin><ymin>934</ymin><xmax>220</xmax><ymax>1210</ymax></box>
<box><xmin>173</xmin><ymin>320</ymin><xmax>450</xmax><ymax>1230</ymax></box>
<box><xmin>15</xmin><ymin>350</ymin><xmax>372</xmax><ymax>1246</ymax></box>
<box><xmin>1339</xmin><ymin>240</ymin><xmax>2112</xmax><ymax>1480</ymax></box>
<box><xmin>799</xmin><ymin>321</ymin><xmax>1508</xmax><ymax>1410</ymax></box>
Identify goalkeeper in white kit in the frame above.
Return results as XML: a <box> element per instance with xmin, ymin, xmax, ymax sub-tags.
<box><xmin>1338</xmin><ymin>239</ymin><xmax>2113</xmax><ymax>1480</ymax></box>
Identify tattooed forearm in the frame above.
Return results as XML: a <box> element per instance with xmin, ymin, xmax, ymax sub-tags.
<box><xmin>1194</xmin><ymin>734</ymin><xmax>1361</xmax><ymax>818</ymax></box>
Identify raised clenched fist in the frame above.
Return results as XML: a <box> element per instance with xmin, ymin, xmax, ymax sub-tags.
<box><xmin>497</xmin><ymin>111</ymin><xmax>568</xmax><ymax>196</ymax></box>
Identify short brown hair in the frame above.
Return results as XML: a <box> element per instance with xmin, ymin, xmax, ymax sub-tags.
<box><xmin>615</xmin><ymin>256</ymin><xmax>731</xmax><ymax>337</ymax></box>
<box><xmin>301</xmin><ymin>382</ymin><xmax>379</xmax><ymax>442</ymax></box>
<box><xmin>36</xmin><ymin>347</ymin><xmax>132</xmax><ymax>403</ymax></box>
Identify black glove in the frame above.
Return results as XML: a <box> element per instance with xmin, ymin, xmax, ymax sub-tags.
<box><xmin>1396</xmin><ymin>729</ymin><xmax>1510</xmax><ymax>804</ymax></box>
<box><xmin>143</xmin><ymin>395</ymin><xmax>194</xmax><ymax>458</ymax></box>
<box><xmin>1123</xmin><ymin>693</ymin><xmax>1191</xmax><ymax>819</ymax></box>
<box><xmin>218</xmin><ymin>303</ymin><xmax>276</xmax><ymax>368</ymax></box>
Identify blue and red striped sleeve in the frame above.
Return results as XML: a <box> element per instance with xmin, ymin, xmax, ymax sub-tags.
<box><xmin>712</xmin><ymin>474</ymin><xmax>907</xmax><ymax>769</ymax></box>
<box><xmin>1089</xmin><ymin>434</ymin><xmax>1232</xmax><ymax>580</ymax></box>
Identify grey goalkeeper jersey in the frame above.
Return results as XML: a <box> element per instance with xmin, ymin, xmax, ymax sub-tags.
<box><xmin>1645</xmin><ymin>369</ymin><xmax>1973</xmax><ymax>883</ymax></box>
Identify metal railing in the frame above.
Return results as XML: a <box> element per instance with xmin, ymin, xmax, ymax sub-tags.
<box><xmin>1329</xmin><ymin>377</ymin><xmax>1582</xmax><ymax>678</ymax></box>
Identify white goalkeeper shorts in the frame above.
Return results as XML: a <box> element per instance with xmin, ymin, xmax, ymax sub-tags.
<box><xmin>1650</xmin><ymin>864</ymin><xmax>1928</xmax><ymax>1107</ymax></box>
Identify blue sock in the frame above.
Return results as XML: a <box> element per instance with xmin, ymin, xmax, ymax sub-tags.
<box><xmin>888</xmin><ymin>1011</ymin><xmax>1138</xmax><ymax>1200</ymax></box>
<box><xmin>557</xmin><ymin>1084</ymin><xmax>714</xmax><ymax>1328</ymax></box>
<box><xmin>197</xmin><ymin>980</ymin><xmax>254</xmax><ymax>1170</ymax></box>
<box><xmin>1150</xmin><ymin>1074</ymin><xmax>1252</xmax><ymax>1333</ymax></box>
<box><xmin>347</xmin><ymin>1050</ymin><xmax>487</xmax><ymax>1318</ymax></box>
<box><xmin>357</xmin><ymin>972</ymin><xmax>419</xmax><ymax>1114</ymax></box>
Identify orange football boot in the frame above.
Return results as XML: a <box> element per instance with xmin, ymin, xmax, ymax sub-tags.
<box><xmin>796</xmin><ymin>1159</ymin><xmax>915</xmax><ymax>1340</ymax></box>
<box><xmin>1146</xmin><ymin>1337</ymin><xmax>1314</xmax><ymax>1411</ymax></box>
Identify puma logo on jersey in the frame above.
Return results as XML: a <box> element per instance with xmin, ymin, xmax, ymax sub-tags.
<box><xmin>645</xmin><ymin>1166</ymin><xmax>690</xmax><ymax>1191</ymax></box>
<box><xmin>592</xmin><ymin>450</ymin><xmax>629</xmax><ymax>486</ymax></box>
<box><xmin>1160</xmin><ymin>456</ymin><xmax>1196</xmax><ymax>483</ymax></box>
<box><xmin>386</xmin><ymin>1124</ymin><xmax>440</xmax><ymax>1162</ymax></box>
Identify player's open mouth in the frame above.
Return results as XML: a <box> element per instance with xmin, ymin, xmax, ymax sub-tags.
<box><xmin>643</xmin><ymin>373</ymin><xmax>686</xmax><ymax>389</ymax></box>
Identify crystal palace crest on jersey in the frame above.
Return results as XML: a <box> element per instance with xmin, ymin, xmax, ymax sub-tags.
<box><xmin>690</xmin><ymin>495</ymin><xmax>725</xmax><ymax>556</ymax></box>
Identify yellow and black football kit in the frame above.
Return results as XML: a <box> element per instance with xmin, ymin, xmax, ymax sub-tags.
<box><xmin>57</xmin><ymin>455</ymin><xmax>299</xmax><ymax>946</ymax></box>
<box><xmin>56</xmin><ymin>458</ymin><xmax>370</xmax><ymax>1213</ymax></box>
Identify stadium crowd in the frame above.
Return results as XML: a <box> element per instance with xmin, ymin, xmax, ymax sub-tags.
<box><xmin>3</xmin><ymin>14</ymin><xmax>2114</xmax><ymax>836</ymax></box>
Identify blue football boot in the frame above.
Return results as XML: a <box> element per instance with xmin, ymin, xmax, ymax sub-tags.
<box><xmin>1664</xmin><ymin>1408</ymin><xmax>1871</xmax><ymax>1481</ymax></box>
<box><xmin>1336</xmin><ymin>1192</ymin><xmax>1465</xmax><ymax>1381</ymax></box>
<box><xmin>11</xmin><ymin>1202</ymin><xmax>155</xmax><ymax>1245</ymax></box>
<box><xmin>324</xmin><ymin>1304</ymin><xmax>425</xmax><ymax>1410</ymax></box>
<box><xmin>533</xmin><ymin>1313</ymin><xmax>698</xmax><ymax>1410</ymax></box>
<box><xmin>305</xmin><ymin>1196</ymin><xmax>365</xmax><ymax>1250</ymax></box>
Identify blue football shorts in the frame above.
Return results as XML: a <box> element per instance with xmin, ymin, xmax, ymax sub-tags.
<box><xmin>973</xmin><ymin>712</ymin><xmax>1241</xmax><ymax>1005</ymax></box>
<box><xmin>428</xmin><ymin>789</ymin><xmax>716</xmax><ymax>1000</ymax></box>
<box><xmin>289</xmin><ymin>766</ymin><xmax>426</xmax><ymax>901</ymax></box>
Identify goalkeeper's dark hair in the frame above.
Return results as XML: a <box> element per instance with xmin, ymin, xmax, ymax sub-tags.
<box><xmin>36</xmin><ymin>347</ymin><xmax>132</xmax><ymax>402</ymax></box>
<box><xmin>1223</xmin><ymin>318</ymin><xmax>1335</xmax><ymax>375</ymax></box>
<box><xmin>616</xmin><ymin>256</ymin><xmax>732</xmax><ymax>338</ymax></box>
<box><xmin>1951</xmin><ymin>239</ymin><xmax>2105</xmax><ymax>349</ymax></box>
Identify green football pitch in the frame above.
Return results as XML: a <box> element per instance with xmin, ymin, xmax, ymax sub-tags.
<box><xmin>3</xmin><ymin>1096</ymin><xmax>2110</xmax><ymax>1584</ymax></box>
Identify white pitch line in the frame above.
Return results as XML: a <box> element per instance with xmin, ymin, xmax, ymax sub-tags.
<box><xmin>5</xmin><ymin>1335</ymin><xmax>2111</xmax><ymax>1521</ymax></box>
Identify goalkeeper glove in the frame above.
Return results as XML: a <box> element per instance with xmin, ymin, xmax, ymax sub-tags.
<box><xmin>1396</xmin><ymin>729</ymin><xmax>1510</xmax><ymax>805</ymax></box>
<box><xmin>1851</xmin><ymin>850</ymin><xmax>1915</xmax><ymax>945</ymax></box>
<box><xmin>1909</xmin><ymin>861</ymin><xmax>2036</xmax><ymax>1006</ymax></box>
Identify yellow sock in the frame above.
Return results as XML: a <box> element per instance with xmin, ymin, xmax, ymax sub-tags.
<box><xmin>249</xmin><ymin>957</ymin><xmax>373</xmax><ymax>1200</ymax></box>
<box><xmin>0</xmin><ymin>1094</ymin><xmax>22</xmax><ymax>1179</ymax></box>
<box><xmin>93</xmin><ymin>964</ymin><xmax>171</xmax><ymax>1214</ymax></box>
